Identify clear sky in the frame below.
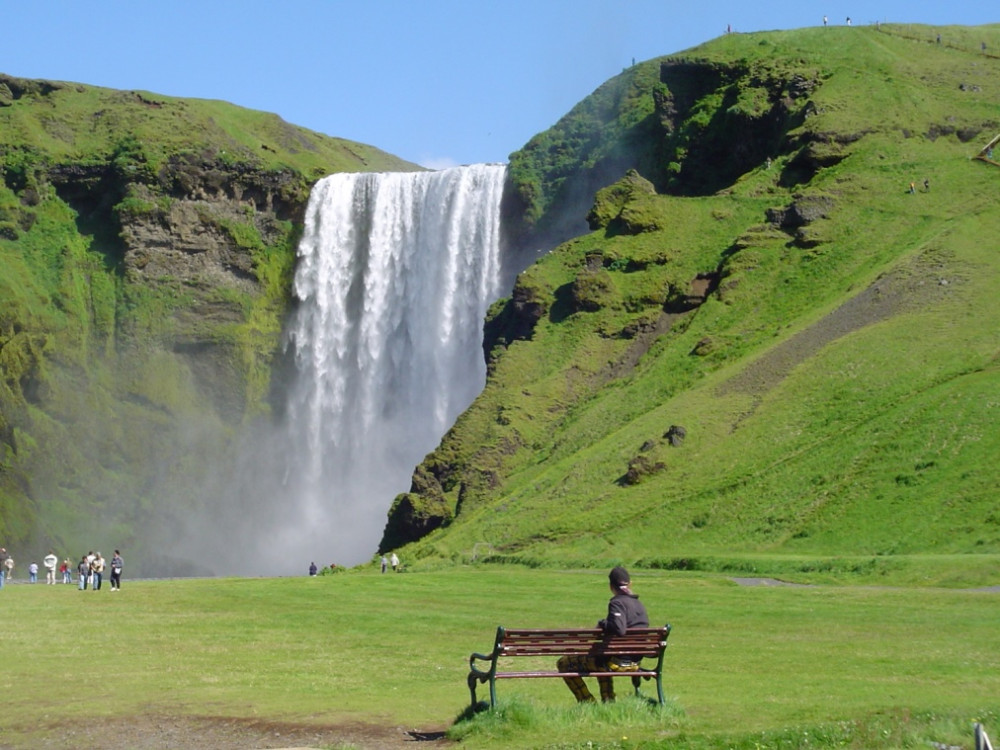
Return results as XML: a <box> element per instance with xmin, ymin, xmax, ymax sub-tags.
<box><xmin>4</xmin><ymin>1</ymin><xmax>995</xmax><ymax>169</ymax></box>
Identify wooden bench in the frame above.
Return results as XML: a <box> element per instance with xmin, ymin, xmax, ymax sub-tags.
<box><xmin>467</xmin><ymin>624</ymin><xmax>671</xmax><ymax>708</ymax></box>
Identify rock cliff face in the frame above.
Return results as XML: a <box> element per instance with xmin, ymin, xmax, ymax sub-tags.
<box><xmin>0</xmin><ymin>151</ymin><xmax>311</xmax><ymax>559</ymax></box>
<box><xmin>119</xmin><ymin>162</ymin><xmax>306</xmax><ymax>420</ymax></box>
<box><xmin>52</xmin><ymin>152</ymin><xmax>307</xmax><ymax>422</ymax></box>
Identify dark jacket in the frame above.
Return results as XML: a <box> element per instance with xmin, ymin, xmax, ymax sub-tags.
<box><xmin>598</xmin><ymin>591</ymin><xmax>649</xmax><ymax>636</ymax></box>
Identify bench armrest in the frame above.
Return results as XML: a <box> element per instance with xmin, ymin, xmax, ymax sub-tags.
<box><xmin>468</xmin><ymin>651</ymin><xmax>496</xmax><ymax>677</ymax></box>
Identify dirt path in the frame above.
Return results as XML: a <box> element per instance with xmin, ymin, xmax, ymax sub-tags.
<box><xmin>2</xmin><ymin>715</ymin><xmax>450</xmax><ymax>750</ymax></box>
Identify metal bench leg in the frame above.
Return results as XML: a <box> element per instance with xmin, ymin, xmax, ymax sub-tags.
<box><xmin>467</xmin><ymin>673</ymin><xmax>479</xmax><ymax>708</ymax></box>
<box><xmin>655</xmin><ymin>673</ymin><xmax>665</xmax><ymax>705</ymax></box>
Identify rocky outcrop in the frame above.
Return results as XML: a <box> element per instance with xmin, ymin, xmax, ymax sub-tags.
<box><xmin>766</xmin><ymin>194</ymin><xmax>834</xmax><ymax>228</ymax></box>
<box><xmin>587</xmin><ymin>169</ymin><xmax>657</xmax><ymax>231</ymax></box>
<box><xmin>482</xmin><ymin>276</ymin><xmax>551</xmax><ymax>364</ymax></box>
<box><xmin>379</xmin><ymin>466</ymin><xmax>453</xmax><ymax>552</ymax></box>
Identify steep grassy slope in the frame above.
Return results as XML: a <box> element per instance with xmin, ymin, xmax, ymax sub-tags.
<box><xmin>388</xmin><ymin>25</ymin><xmax>1000</xmax><ymax>583</ymax></box>
<box><xmin>0</xmin><ymin>74</ymin><xmax>416</xmax><ymax>564</ymax></box>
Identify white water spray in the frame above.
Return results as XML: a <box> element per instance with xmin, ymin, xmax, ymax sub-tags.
<box><xmin>281</xmin><ymin>164</ymin><xmax>506</xmax><ymax>565</ymax></box>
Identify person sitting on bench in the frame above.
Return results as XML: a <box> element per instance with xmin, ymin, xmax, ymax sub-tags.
<box><xmin>557</xmin><ymin>565</ymin><xmax>650</xmax><ymax>702</ymax></box>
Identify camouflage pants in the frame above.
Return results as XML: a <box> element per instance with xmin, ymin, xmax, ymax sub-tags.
<box><xmin>556</xmin><ymin>654</ymin><xmax>639</xmax><ymax>702</ymax></box>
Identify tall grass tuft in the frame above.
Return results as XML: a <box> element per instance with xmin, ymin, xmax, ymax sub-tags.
<box><xmin>448</xmin><ymin>694</ymin><xmax>685</xmax><ymax>744</ymax></box>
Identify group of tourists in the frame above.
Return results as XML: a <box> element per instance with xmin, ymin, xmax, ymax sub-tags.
<box><xmin>0</xmin><ymin>547</ymin><xmax>123</xmax><ymax>591</ymax></box>
<box><xmin>379</xmin><ymin>552</ymin><xmax>400</xmax><ymax>573</ymax></box>
<box><xmin>76</xmin><ymin>550</ymin><xmax>124</xmax><ymax>591</ymax></box>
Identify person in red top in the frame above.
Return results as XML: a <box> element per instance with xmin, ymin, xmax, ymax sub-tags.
<box><xmin>557</xmin><ymin>566</ymin><xmax>650</xmax><ymax>702</ymax></box>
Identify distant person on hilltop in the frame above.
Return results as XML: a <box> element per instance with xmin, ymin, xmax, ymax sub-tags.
<box><xmin>390</xmin><ymin>552</ymin><xmax>399</xmax><ymax>572</ymax></box>
<box><xmin>557</xmin><ymin>566</ymin><xmax>651</xmax><ymax>703</ymax></box>
<box><xmin>309</xmin><ymin>561</ymin><xmax>318</xmax><ymax>576</ymax></box>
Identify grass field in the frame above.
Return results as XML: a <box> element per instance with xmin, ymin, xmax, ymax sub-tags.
<box><xmin>0</xmin><ymin>565</ymin><xmax>997</xmax><ymax>749</ymax></box>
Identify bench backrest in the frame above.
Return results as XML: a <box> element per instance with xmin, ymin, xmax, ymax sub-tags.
<box><xmin>495</xmin><ymin>626</ymin><xmax>670</xmax><ymax>659</ymax></box>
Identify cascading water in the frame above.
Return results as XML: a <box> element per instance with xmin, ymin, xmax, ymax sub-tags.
<box><xmin>280</xmin><ymin>164</ymin><xmax>507</xmax><ymax>565</ymax></box>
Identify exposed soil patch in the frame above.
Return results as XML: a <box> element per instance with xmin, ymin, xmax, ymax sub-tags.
<box><xmin>716</xmin><ymin>250</ymin><xmax>961</xmax><ymax>429</ymax></box>
<box><xmin>2</xmin><ymin>715</ymin><xmax>450</xmax><ymax>750</ymax></box>
<box><xmin>600</xmin><ymin>272</ymin><xmax>718</xmax><ymax>383</ymax></box>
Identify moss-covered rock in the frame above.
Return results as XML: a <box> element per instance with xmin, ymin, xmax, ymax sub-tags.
<box><xmin>380</xmin><ymin>491</ymin><xmax>452</xmax><ymax>553</ymax></box>
<box><xmin>587</xmin><ymin>169</ymin><xmax>656</xmax><ymax>230</ymax></box>
<box><xmin>568</xmin><ymin>268</ymin><xmax>618</xmax><ymax>313</ymax></box>
<box><xmin>482</xmin><ymin>276</ymin><xmax>552</xmax><ymax>362</ymax></box>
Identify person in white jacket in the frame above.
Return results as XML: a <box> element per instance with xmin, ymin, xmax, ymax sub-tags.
<box><xmin>43</xmin><ymin>552</ymin><xmax>58</xmax><ymax>585</ymax></box>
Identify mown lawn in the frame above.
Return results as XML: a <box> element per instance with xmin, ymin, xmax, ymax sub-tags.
<box><xmin>0</xmin><ymin>566</ymin><xmax>997</xmax><ymax>748</ymax></box>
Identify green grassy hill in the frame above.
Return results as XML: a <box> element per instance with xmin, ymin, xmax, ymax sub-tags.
<box><xmin>388</xmin><ymin>24</ymin><xmax>1000</xmax><ymax>585</ymax></box>
<box><xmin>0</xmin><ymin>74</ymin><xmax>416</xmax><ymax>563</ymax></box>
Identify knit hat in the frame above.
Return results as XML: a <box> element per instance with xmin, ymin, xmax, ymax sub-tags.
<box><xmin>609</xmin><ymin>566</ymin><xmax>631</xmax><ymax>589</ymax></box>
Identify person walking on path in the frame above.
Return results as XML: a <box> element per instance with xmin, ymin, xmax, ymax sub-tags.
<box><xmin>557</xmin><ymin>566</ymin><xmax>651</xmax><ymax>703</ymax></box>
<box><xmin>380</xmin><ymin>555</ymin><xmax>388</xmax><ymax>574</ymax></box>
<box><xmin>60</xmin><ymin>559</ymin><xmax>72</xmax><ymax>584</ymax></box>
<box><xmin>78</xmin><ymin>556</ymin><xmax>89</xmax><ymax>590</ymax></box>
<box><xmin>28</xmin><ymin>561</ymin><xmax>38</xmax><ymax>583</ymax></box>
<box><xmin>91</xmin><ymin>552</ymin><xmax>106</xmax><ymax>591</ymax></box>
<box><xmin>109</xmin><ymin>551</ymin><xmax>123</xmax><ymax>591</ymax></box>
<box><xmin>390</xmin><ymin>552</ymin><xmax>399</xmax><ymax>572</ymax></box>
<box><xmin>44</xmin><ymin>551</ymin><xmax>58</xmax><ymax>585</ymax></box>
<box><xmin>4</xmin><ymin>553</ymin><xmax>14</xmax><ymax>582</ymax></box>
<box><xmin>0</xmin><ymin>548</ymin><xmax>7</xmax><ymax>589</ymax></box>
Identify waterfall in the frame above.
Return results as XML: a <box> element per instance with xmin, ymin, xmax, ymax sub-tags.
<box><xmin>281</xmin><ymin>164</ymin><xmax>507</xmax><ymax>565</ymax></box>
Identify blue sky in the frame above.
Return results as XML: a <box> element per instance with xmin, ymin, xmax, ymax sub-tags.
<box><xmin>4</xmin><ymin>1</ymin><xmax>995</xmax><ymax>168</ymax></box>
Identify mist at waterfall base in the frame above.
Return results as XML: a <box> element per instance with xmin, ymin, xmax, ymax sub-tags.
<box><xmin>165</xmin><ymin>165</ymin><xmax>508</xmax><ymax>576</ymax></box>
